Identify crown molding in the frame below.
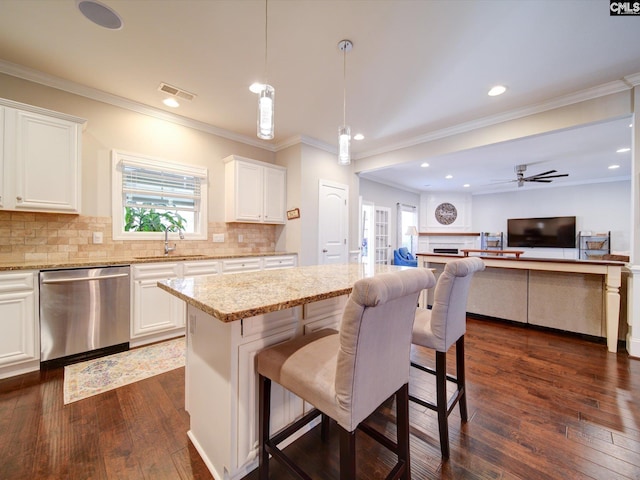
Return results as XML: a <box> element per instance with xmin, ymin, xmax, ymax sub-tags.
<box><xmin>0</xmin><ymin>59</ymin><xmax>276</xmax><ymax>152</ymax></box>
<box><xmin>624</xmin><ymin>72</ymin><xmax>640</xmax><ymax>87</ymax></box>
<box><xmin>2</xmin><ymin>59</ymin><xmax>637</xmax><ymax>160</ymax></box>
<box><xmin>358</xmin><ymin>173</ymin><xmax>422</xmax><ymax>194</ymax></box>
<box><xmin>355</xmin><ymin>78</ymin><xmax>634</xmax><ymax>160</ymax></box>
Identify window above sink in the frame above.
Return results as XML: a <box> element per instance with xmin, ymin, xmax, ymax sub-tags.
<box><xmin>111</xmin><ymin>150</ymin><xmax>208</xmax><ymax>241</ymax></box>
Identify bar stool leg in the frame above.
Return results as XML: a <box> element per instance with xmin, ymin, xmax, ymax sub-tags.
<box><xmin>259</xmin><ymin>375</ymin><xmax>271</xmax><ymax>480</ymax></box>
<box><xmin>396</xmin><ymin>383</ymin><xmax>411</xmax><ymax>480</ymax></box>
<box><xmin>339</xmin><ymin>428</ymin><xmax>356</xmax><ymax>480</ymax></box>
<box><xmin>435</xmin><ymin>351</ymin><xmax>450</xmax><ymax>459</ymax></box>
<box><xmin>456</xmin><ymin>337</ymin><xmax>468</xmax><ymax>422</ymax></box>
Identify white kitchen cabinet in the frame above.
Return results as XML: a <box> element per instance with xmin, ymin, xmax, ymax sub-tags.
<box><xmin>1</xmin><ymin>98</ymin><xmax>85</xmax><ymax>213</ymax></box>
<box><xmin>131</xmin><ymin>262</ymin><xmax>185</xmax><ymax>346</ymax></box>
<box><xmin>262</xmin><ymin>254</ymin><xmax>297</xmax><ymax>270</ymax></box>
<box><xmin>0</xmin><ymin>271</ymin><xmax>39</xmax><ymax>379</ymax></box>
<box><xmin>222</xmin><ymin>257</ymin><xmax>263</xmax><ymax>274</ymax></box>
<box><xmin>302</xmin><ymin>295</ymin><xmax>347</xmax><ymax>334</ymax></box>
<box><xmin>0</xmin><ymin>106</ymin><xmax>4</xmax><ymax>209</ymax></box>
<box><xmin>223</xmin><ymin>155</ymin><xmax>286</xmax><ymax>224</ymax></box>
<box><xmin>236</xmin><ymin>324</ymin><xmax>302</xmax><ymax>472</ymax></box>
<box><xmin>181</xmin><ymin>260</ymin><xmax>221</xmax><ymax>277</ymax></box>
<box><xmin>186</xmin><ymin>299</ymin><xmax>326</xmax><ymax>479</ymax></box>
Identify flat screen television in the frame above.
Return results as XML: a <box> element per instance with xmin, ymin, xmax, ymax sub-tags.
<box><xmin>507</xmin><ymin>216</ymin><xmax>576</xmax><ymax>248</ymax></box>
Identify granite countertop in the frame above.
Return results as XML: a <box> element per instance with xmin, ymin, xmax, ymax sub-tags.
<box><xmin>158</xmin><ymin>263</ymin><xmax>407</xmax><ymax>322</ymax></box>
<box><xmin>0</xmin><ymin>252</ymin><xmax>296</xmax><ymax>272</ymax></box>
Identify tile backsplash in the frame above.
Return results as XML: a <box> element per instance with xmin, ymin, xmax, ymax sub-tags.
<box><xmin>0</xmin><ymin>211</ymin><xmax>277</xmax><ymax>263</ymax></box>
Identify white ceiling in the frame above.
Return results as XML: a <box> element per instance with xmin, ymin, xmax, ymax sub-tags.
<box><xmin>0</xmin><ymin>0</ymin><xmax>638</xmax><ymax>193</ymax></box>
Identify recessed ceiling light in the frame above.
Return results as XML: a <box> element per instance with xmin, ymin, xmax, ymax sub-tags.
<box><xmin>77</xmin><ymin>0</ymin><xmax>123</xmax><ymax>30</ymax></box>
<box><xmin>249</xmin><ymin>82</ymin><xmax>265</xmax><ymax>94</ymax></box>
<box><xmin>616</xmin><ymin>147</ymin><xmax>631</xmax><ymax>153</ymax></box>
<box><xmin>445</xmin><ymin>174</ymin><xmax>453</xmax><ymax>179</ymax></box>
<box><xmin>163</xmin><ymin>98</ymin><xmax>180</xmax><ymax>108</ymax></box>
<box><xmin>488</xmin><ymin>85</ymin><xmax>507</xmax><ymax>96</ymax></box>
<box><xmin>353</xmin><ymin>133</ymin><xmax>364</xmax><ymax>141</ymax></box>
<box><xmin>463</xmin><ymin>184</ymin><xmax>470</xmax><ymax>188</ymax></box>
<box><xmin>420</xmin><ymin>162</ymin><xmax>429</xmax><ymax>168</ymax></box>
<box><xmin>609</xmin><ymin>164</ymin><xmax>620</xmax><ymax>170</ymax></box>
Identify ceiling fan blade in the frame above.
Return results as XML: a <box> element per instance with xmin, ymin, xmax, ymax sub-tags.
<box><xmin>532</xmin><ymin>170</ymin><xmax>557</xmax><ymax>177</ymax></box>
<box><xmin>527</xmin><ymin>178</ymin><xmax>553</xmax><ymax>183</ymax></box>
<box><xmin>530</xmin><ymin>173</ymin><xmax>569</xmax><ymax>180</ymax></box>
<box><xmin>522</xmin><ymin>170</ymin><xmax>557</xmax><ymax>180</ymax></box>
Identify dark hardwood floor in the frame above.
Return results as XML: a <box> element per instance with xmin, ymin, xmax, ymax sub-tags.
<box><xmin>1</xmin><ymin>318</ymin><xmax>638</xmax><ymax>479</ymax></box>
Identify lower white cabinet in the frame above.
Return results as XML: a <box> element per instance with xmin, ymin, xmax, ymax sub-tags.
<box><xmin>132</xmin><ymin>255</ymin><xmax>296</xmax><ymax>347</ymax></box>
<box><xmin>302</xmin><ymin>295</ymin><xmax>347</xmax><ymax>334</ymax></box>
<box><xmin>236</xmin><ymin>324</ymin><xmax>303</xmax><ymax>471</ymax></box>
<box><xmin>0</xmin><ymin>271</ymin><xmax>39</xmax><ymax>379</ymax></box>
<box><xmin>186</xmin><ymin>294</ymin><xmax>338</xmax><ymax>480</ymax></box>
<box><xmin>131</xmin><ymin>262</ymin><xmax>185</xmax><ymax>346</ymax></box>
<box><xmin>222</xmin><ymin>257</ymin><xmax>262</xmax><ymax>274</ymax></box>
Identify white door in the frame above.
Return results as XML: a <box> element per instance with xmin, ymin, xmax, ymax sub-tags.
<box><xmin>318</xmin><ymin>180</ymin><xmax>348</xmax><ymax>264</ymax></box>
<box><xmin>375</xmin><ymin>206</ymin><xmax>391</xmax><ymax>264</ymax></box>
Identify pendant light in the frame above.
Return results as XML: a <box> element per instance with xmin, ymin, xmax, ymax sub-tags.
<box><xmin>338</xmin><ymin>39</ymin><xmax>352</xmax><ymax>165</ymax></box>
<box><xmin>257</xmin><ymin>0</ymin><xmax>274</xmax><ymax>140</ymax></box>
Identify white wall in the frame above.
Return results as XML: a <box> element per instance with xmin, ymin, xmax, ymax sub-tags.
<box><xmin>472</xmin><ymin>180</ymin><xmax>631</xmax><ymax>257</ymax></box>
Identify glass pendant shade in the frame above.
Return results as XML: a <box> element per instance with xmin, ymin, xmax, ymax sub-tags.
<box><xmin>257</xmin><ymin>84</ymin><xmax>275</xmax><ymax>140</ymax></box>
<box><xmin>338</xmin><ymin>125</ymin><xmax>351</xmax><ymax>165</ymax></box>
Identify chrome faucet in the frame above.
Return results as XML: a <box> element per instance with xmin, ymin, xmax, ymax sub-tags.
<box><xmin>164</xmin><ymin>228</ymin><xmax>184</xmax><ymax>255</ymax></box>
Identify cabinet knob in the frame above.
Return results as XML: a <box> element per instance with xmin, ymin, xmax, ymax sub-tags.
<box><xmin>322</xmin><ymin>249</ymin><xmax>328</xmax><ymax>253</ymax></box>
<box><xmin>16</xmin><ymin>196</ymin><xmax>22</xmax><ymax>202</ymax></box>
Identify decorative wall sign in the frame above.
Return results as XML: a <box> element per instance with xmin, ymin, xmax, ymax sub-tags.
<box><xmin>286</xmin><ymin>208</ymin><xmax>300</xmax><ymax>220</ymax></box>
<box><xmin>434</xmin><ymin>202</ymin><xmax>457</xmax><ymax>225</ymax></box>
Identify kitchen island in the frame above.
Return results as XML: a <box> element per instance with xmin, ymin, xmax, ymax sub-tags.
<box><xmin>417</xmin><ymin>253</ymin><xmax>626</xmax><ymax>353</ymax></box>
<box><xmin>158</xmin><ymin>263</ymin><xmax>408</xmax><ymax>480</ymax></box>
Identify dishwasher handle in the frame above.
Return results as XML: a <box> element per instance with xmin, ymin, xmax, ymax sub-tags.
<box><xmin>41</xmin><ymin>272</ymin><xmax>129</xmax><ymax>284</ymax></box>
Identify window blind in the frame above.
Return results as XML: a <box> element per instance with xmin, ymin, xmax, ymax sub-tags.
<box><xmin>122</xmin><ymin>164</ymin><xmax>201</xmax><ymax>212</ymax></box>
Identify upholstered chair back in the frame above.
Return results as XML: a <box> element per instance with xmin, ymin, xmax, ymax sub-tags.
<box><xmin>428</xmin><ymin>257</ymin><xmax>485</xmax><ymax>352</ymax></box>
<box><xmin>335</xmin><ymin>267</ymin><xmax>435</xmax><ymax>431</ymax></box>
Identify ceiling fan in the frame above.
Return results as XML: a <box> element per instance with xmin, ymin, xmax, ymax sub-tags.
<box><xmin>513</xmin><ymin>164</ymin><xmax>568</xmax><ymax>187</ymax></box>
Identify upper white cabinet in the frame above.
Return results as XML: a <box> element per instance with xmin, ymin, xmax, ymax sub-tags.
<box><xmin>1</xmin><ymin>99</ymin><xmax>85</xmax><ymax>214</ymax></box>
<box><xmin>224</xmin><ymin>155</ymin><xmax>286</xmax><ymax>224</ymax></box>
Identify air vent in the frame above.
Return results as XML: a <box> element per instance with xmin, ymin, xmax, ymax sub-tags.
<box><xmin>158</xmin><ymin>83</ymin><xmax>196</xmax><ymax>101</ymax></box>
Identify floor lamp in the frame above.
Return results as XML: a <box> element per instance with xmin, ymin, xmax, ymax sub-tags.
<box><xmin>405</xmin><ymin>226</ymin><xmax>418</xmax><ymax>254</ymax></box>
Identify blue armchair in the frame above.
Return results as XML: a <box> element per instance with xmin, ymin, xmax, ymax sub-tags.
<box><xmin>394</xmin><ymin>247</ymin><xmax>418</xmax><ymax>267</ymax></box>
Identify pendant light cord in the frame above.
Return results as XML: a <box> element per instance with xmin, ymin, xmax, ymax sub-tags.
<box><xmin>342</xmin><ymin>44</ymin><xmax>346</xmax><ymax>125</ymax></box>
<box><xmin>264</xmin><ymin>0</ymin><xmax>268</xmax><ymax>85</ymax></box>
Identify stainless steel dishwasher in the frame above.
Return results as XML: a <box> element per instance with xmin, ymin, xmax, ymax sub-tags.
<box><xmin>39</xmin><ymin>265</ymin><xmax>130</xmax><ymax>366</ymax></box>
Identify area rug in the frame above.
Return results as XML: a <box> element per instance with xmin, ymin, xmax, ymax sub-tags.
<box><xmin>63</xmin><ymin>337</ymin><xmax>185</xmax><ymax>404</ymax></box>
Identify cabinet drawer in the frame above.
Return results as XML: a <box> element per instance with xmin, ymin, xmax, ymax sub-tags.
<box><xmin>303</xmin><ymin>295</ymin><xmax>347</xmax><ymax>321</ymax></box>
<box><xmin>132</xmin><ymin>262</ymin><xmax>181</xmax><ymax>280</ymax></box>
<box><xmin>182</xmin><ymin>261</ymin><xmax>220</xmax><ymax>277</ymax></box>
<box><xmin>0</xmin><ymin>271</ymin><xmax>35</xmax><ymax>293</ymax></box>
<box><xmin>263</xmin><ymin>255</ymin><xmax>297</xmax><ymax>270</ymax></box>
<box><xmin>242</xmin><ymin>307</ymin><xmax>300</xmax><ymax>338</ymax></box>
<box><xmin>222</xmin><ymin>257</ymin><xmax>262</xmax><ymax>274</ymax></box>
<box><xmin>303</xmin><ymin>316</ymin><xmax>340</xmax><ymax>335</ymax></box>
